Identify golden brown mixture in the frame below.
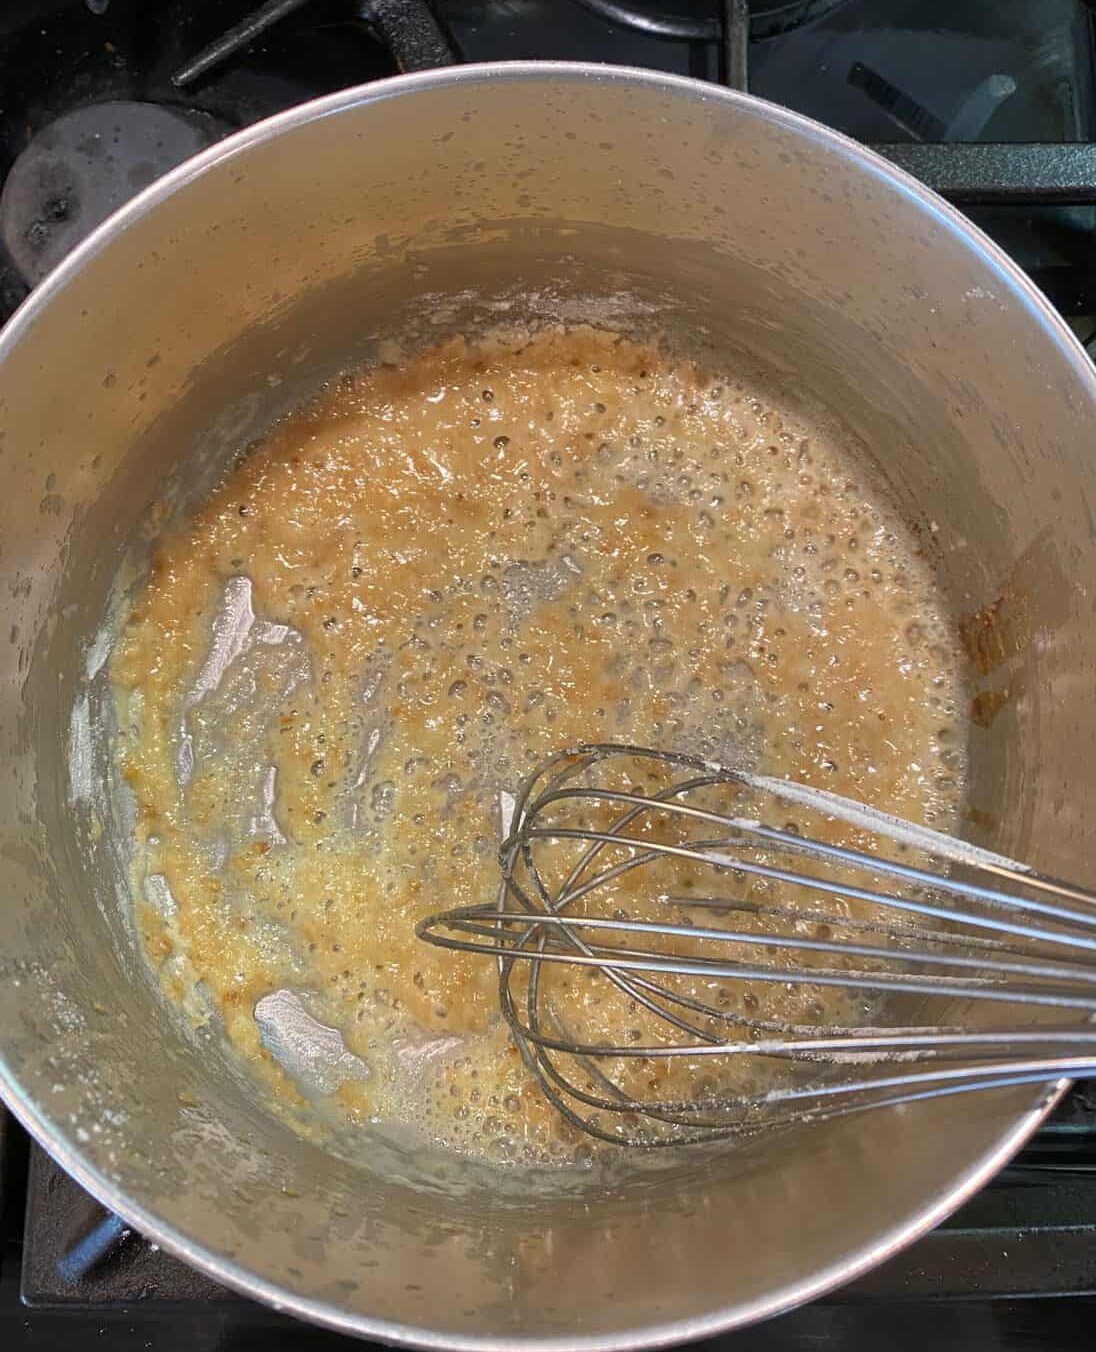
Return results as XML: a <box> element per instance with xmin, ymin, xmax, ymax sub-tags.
<box><xmin>111</xmin><ymin>325</ymin><xmax>965</xmax><ymax>1162</ymax></box>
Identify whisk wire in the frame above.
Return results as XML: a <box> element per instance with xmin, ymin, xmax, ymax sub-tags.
<box><xmin>416</xmin><ymin>744</ymin><xmax>1096</xmax><ymax>1145</ymax></box>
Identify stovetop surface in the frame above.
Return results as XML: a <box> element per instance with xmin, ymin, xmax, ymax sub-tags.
<box><xmin>4</xmin><ymin>2</ymin><xmax>1096</xmax><ymax>1348</ymax></box>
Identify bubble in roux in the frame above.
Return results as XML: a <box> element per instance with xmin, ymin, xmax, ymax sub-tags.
<box><xmin>111</xmin><ymin>324</ymin><xmax>967</xmax><ymax>1164</ymax></box>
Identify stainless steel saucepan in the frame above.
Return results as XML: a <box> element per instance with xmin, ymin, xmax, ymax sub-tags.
<box><xmin>1</xmin><ymin>63</ymin><xmax>1094</xmax><ymax>1348</ymax></box>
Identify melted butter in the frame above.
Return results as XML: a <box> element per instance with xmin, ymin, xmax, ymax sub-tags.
<box><xmin>110</xmin><ymin>325</ymin><xmax>967</xmax><ymax>1162</ymax></box>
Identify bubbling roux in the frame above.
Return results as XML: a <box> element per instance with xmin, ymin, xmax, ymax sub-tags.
<box><xmin>111</xmin><ymin>325</ymin><xmax>967</xmax><ymax>1163</ymax></box>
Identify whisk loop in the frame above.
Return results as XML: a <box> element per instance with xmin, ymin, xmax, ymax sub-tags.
<box><xmin>417</xmin><ymin>744</ymin><xmax>1096</xmax><ymax>1146</ymax></box>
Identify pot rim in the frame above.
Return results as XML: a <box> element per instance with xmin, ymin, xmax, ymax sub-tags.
<box><xmin>0</xmin><ymin>59</ymin><xmax>1086</xmax><ymax>1350</ymax></box>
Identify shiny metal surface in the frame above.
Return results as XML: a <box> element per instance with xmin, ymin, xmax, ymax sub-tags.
<box><xmin>0</xmin><ymin>62</ymin><xmax>1094</xmax><ymax>1348</ymax></box>
<box><xmin>421</xmin><ymin>743</ymin><xmax>1096</xmax><ymax>1144</ymax></box>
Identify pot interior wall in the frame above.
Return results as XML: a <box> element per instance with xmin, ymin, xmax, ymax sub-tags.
<box><xmin>1</xmin><ymin>68</ymin><xmax>1095</xmax><ymax>1343</ymax></box>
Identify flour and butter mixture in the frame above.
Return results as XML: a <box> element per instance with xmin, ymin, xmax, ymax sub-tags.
<box><xmin>111</xmin><ymin>324</ymin><xmax>967</xmax><ymax>1162</ymax></box>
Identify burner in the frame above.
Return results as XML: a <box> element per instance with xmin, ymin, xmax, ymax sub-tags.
<box><xmin>0</xmin><ymin>101</ymin><xmax>223</xmax><ymax>285</ymax></box>
<box><xmin>570</xmin><ymin>0</ymin><xmax>850</xmax><ymax>41</ymax></box>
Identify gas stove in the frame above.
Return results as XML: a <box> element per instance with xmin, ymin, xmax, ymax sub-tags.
<box><xmin>3</xmin><ymin>3</ymin><xmax>1096</xmax><ymax>1349</ymax></box>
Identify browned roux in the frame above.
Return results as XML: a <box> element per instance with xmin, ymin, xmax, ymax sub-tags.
<box><xmin>111</xmin><ymin>325</ymin><xmax>967</xmax><ymax>1163</ymax></box>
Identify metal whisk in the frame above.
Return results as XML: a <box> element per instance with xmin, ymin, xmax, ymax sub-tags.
<box><xmin>417</xmin><ymin>744</ymin><xmax>1096</xmax><ymax>1147</ymax></box>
